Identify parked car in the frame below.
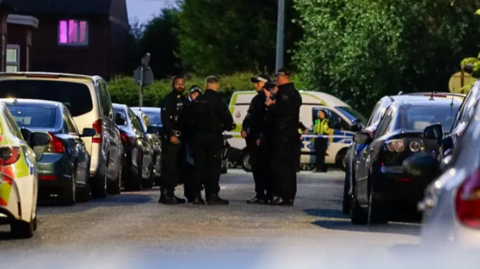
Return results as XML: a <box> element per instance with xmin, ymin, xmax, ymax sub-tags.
<box><xmin>343</xmin><ymin>92</ymin><xmax>465</xmax><ymax>214</ymax></box>
<box><xmin>130</xmin><ymin>107</ymin><xmax>162</xmax><ymax>129</ymax></box>
<box><xmin>2</xmin><ymin>98</ymin><xmax>96</xmax><ymax>205</ymax></box>
<box><xmin>132</xmin><ymin>109</ymin><xmax>162</xmax><ymax>187</ymax></box>
<box><xmin>350</xmin><ymin>96</ymin><xmax>462</xmax><ymax>225</ymax></box>
<box><xmin>404</xmin><ymin>110</ymin><xmax>480</xmax><ymax>247</ymax></box>
<box><xmin>113</xmin><ymin>104</ymin><xmax>155</xmax><ymax>190</ymax></box>
<box><xmin>0</xmin><ymin>102</ymin><xmax>51</xmax><ymax>238</ymax></box>
<box><xmin>0</xmin><ymin>72</ymin><xmax>123</xmax><ymax>198</ymax></box>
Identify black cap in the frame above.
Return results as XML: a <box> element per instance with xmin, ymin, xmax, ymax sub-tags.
<box><xmin>250</xmin><ymin>74</ymin><xmax>271</xmax><ymax>83</ymax></box>
<box><xmin>189</xmin><ymin>85</ymin><xmax>202</xmax><ymax>94</ymax></box>
<box><xmin>263</xmin><ymin>81</ymin><xmax>277</xmax><ymax>90</ymax></box>
<box><xmin>275</xmin><ymin>68</ymin><xmax>291</xmax><ymax>77</ymax></box>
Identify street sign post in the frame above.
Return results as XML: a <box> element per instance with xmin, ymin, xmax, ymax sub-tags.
<box><xmin>133</xmin><ymin>53</ymin><xmax>154</xmax><ymax>107</ymax></box>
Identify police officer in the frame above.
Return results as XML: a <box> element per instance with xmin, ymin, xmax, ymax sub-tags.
<box><xmin>183</xmin><ymin>85</ymin><xmax>202</xmax><ymax>201</ymax></box>
<box><xmin>265</xmin><ymin>68</ymin><xmax>302</xmax><ymax>206</ymax></box>
<box><xmin>313</xmin><ymin>109</ymin><xmax>330</xmax><ymax>173</ymax></box>
<box><xmin>242</xmin><ymin>74</ymin><xmax>273</xmax><ymax>204</ymax></box>
<box><xmin>189</xmin><ymin>76</ymin><xmax>235</xmax><ymax>205</ymax></box>
<box><xmin>158</xmin><ymin>75</ymin><xmax>188</xmax><ymax>204</ymax></box>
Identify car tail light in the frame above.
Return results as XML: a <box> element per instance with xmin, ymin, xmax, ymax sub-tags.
<box><xmin>120</xmin><ymin>132</ymin><xmax>134</xmax><ymax>145</ymax></box>
<box><xmin>0</xmin><ymin>147</ymin><xmax>20</xmax><ymax>165</ymax></box>
<box><xmin>455</xmin><ymin>168</ymin><xmax>480</xmax><ymax>229</ymax></box>
<box><xmin>92</xmin><ymin>119</ymin><xmax>102</xmax><ymax>143</ymax></box>
<box><xmin>45</xmin><ymin>133</ymin><xmax>64</xmax><ymax>153</ymax></box>
<box><xmin>386</xmin><ymin>139</ymin><xmax>404</xmax><ymax>152</ymax></box>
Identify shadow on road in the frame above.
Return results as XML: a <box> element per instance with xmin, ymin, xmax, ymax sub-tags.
<box><xmin>0</xmin><ymin>231</ymin><xmax>12</xmax><ymax>241</ymax></box>
<box><xmin>305</xmin><ymin>208</ymin><xmax>421</xmax><ymax>236</ymax></box>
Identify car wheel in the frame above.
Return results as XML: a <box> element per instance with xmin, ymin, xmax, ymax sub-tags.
<box><xmin>342</xmin><ymin>174</ymin><xmax>351</xmax><ymax>215</ymax></box>
<box><xmin>242</xmin><ymin>152</ymin><xmax>252</xmax><ymax>172</ymax></box>
<box><xmin>77</xmin><ymin>164</ymin><xmax>91</xmax><ymax>202</ymax></box>
<box><xmin>11</xmin><ymin>212</ymin><xmax>34</xmax><ymax>239</ymax></box>
<box><xmin>336</xmin><ymin>149</ymin><xmax>347</xmax><ymax>171</ymax></box>
<box><xmin>58</xmin><ymin>171</ymin><xmax>76</xmax><ymax>206</ymax></box>
<box><xmin>143</xmin><ymin>165</ymin><xmax>154</xmax><ymax>189</ymax></box>
<box><xmin>107</xmin><ymin>163</ymin><xmax>122</xmax><ymax>195</ymax></box>
<box><xmin>350</xmin><ymin>188</ymin><xmax>368</xmax><ymax>225</ymax></box>
<box><xmin>91</xmin><ymin>170</ymin><xmax>108</xmax><ymax>199</ymax></box>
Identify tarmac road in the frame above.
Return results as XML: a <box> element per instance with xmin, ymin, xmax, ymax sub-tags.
<box><xmin>2</xmin><ymin>170</ymin><xmax>474</xmax><ymax>269</ymax></box>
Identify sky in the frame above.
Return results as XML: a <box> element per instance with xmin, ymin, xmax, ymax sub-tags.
<box><xmin>126</xmin><ymin>0</ymin><xmax>173</xmax><ymax>23</ymax></box>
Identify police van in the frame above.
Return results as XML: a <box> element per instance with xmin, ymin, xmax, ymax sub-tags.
<box><xmin>225</xmin><ymin>90</ymin><xmax>366</xmax><ymax>171</ymax></box>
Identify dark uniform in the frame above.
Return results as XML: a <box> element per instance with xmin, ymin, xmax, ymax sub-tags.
<box><xmin>243</xmin><ymin>89</ymin><xmax>273</xmax><ymax>203</ymax></box>
<box><xmin>159</xmin><ymin>84</ymin><xmax>188</xmax><ymax>204</ymax></box>
<box><xmin>190</xmin><ymin>89</ymin><xmax>235</xmax><ymax>204</ymax></box>
<box><xmin>266</xmin><ymin>82</ymin><xmax>302</xmax><ymax>205</ymax></box>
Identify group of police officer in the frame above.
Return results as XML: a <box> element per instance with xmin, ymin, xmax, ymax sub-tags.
<box><xmin>157</xmin><ymin>68</ymin><xmax>302</xmax><ymax>206</ymax></box>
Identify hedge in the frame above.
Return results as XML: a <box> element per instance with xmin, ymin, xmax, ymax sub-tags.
<box><xmin>108</xmin><ymin>72</ymin><xmax>307</xmax><ymax>107</ymax></box>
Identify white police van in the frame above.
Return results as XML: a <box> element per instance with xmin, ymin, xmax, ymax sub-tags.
<box><xmin>226</xmin><ymin>90</ymin><xmax>366</xmax><ymax>171</ymax></box>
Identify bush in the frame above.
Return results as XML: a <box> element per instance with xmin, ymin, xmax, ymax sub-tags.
<box><xmin>108</xmin><ymin>72</ymin><xmax>307</xmax><ymax>106</ymax></box>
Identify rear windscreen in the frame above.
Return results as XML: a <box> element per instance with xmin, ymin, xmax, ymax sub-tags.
<box><xmin>6</xmin><ymin>104</ymin><xmax>57</xmax><ymax>128</ymax></box>
<box><xmin>0</xmin><ymin>80</ymin><xmax>93</xmax><ymax>117</ymax></box>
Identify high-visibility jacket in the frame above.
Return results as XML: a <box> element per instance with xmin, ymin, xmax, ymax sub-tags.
<box><xmin>314</xmin><ymin>118</ymin><xmax>329</xmax><ymax>135</ymax></box>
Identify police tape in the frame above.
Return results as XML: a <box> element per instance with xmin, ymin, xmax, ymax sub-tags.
<box><xmin>223</xmin><ymin>132</ymin><xmax>352</xmax><ymax>139</ymax></box>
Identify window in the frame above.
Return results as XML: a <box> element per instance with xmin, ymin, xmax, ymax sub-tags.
<box><xmin>58</xmin><ymin>20</ymin><xmax>88</xmax><ymax>46</ymax></box>
<box><xmin>98</xmin><ymin>82</ymin><xmax>112</xmax><ymax>117</ymax></box>
<box><xmin>395</xmin><ymin>103</ymin><xmax>461</xmax><ymax>132</ymax></box>
<box><xmin>3</xmin><ymin>105</ymin><xmax>24</xmax><ymax>140</ymax></box>
<box><xmin>128</xmin><ymin>108</ymin><xmax>143</xmax><ymax>132</ymax></box>
<box><xmin>375</xmin><ymin>108</ymin><xmax>393</xmax><ymax>138</ymax></box>
<box><xmin>0</xmin><ymin>80</ymin><xmax>93</xmax><ymax>117</ymax></box>
<box><xmin>312</xmin><ymin>107</ymin><xmax>348</xmax><ymax>131</ymax></box>
<box><xmin>6</xmin><ymin>45</ymin><xmax>20</xmax><ymax>72</ymax></box>
<box><xmin>6</xmin><ymin>104</ymin><xmax>57</xmax><ymax>129</ymax></box>
<box><xmin>63</xmin><ymin>107</ymin><xmax>79</xmax><ymax>134</ymax></box>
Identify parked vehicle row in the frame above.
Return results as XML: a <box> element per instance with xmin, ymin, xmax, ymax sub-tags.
<box><xmin>0</xmin><ymin>72</ymin><xmax>165</xmax><ymax>238</ymax></box>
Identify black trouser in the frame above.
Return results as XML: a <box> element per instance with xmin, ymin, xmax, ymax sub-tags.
<box><xmin>191</xmin><ymin>133</ymin><xmax>223</xmax><ymax>197</ymax></box>
<box><xmin>183</xmin><ymin>142</ymin><xmax>195</xmax><ymax>200</ymax></box>
<box><xmin>271</xmin><ymin>134</ymin><xmax>298</xmax><ymax>201</ymax></box>
<box><xmin>247</xmin><ymin>138</ymin><xmax>273</xmax><ymax>198</ymax></box>
<box><xmin>160</xmin><ymin>139</ymin><xmax>182</xmax><ymax>190</ymax></box>
<box><xmin>297</xmin><ymin>136</ymin><xmax>302</xmax><ymax>171</ymax></box>
<box><xmin>314</xmin><ymin>137</ymin><xmax>329</xmax><ymax>171</ymax></box>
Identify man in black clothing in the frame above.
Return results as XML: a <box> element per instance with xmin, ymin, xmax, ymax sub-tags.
<box><xmin>189</xmin><ymin>76</ymin><xmax>235</xmax><ymax>205</ymax></box>
<box><xmin>158</xmin><ymin>75</ymin><xmax>188</xmax><ymax>205</ymax></box>
<box><xmin>265</xmin><ymin>68</ymin><xmax>302</xmax><ymax>206</ymax></box>
<box><xmin>242</xmin><ymin>74</ymin><xmax>273</xmax><ymax>204</ymax></box>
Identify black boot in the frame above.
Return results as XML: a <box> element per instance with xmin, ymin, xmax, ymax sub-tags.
<box><xmin>246</xmin><ymin>195</ymin><xmax>265</xmax><ymax>204</ymax></box>
<box><xmin>270</xmin><ymin>196</ymin><xmax>294</xmax><ymax>206</ymax></box>
<box><xmin>189</xmin><ymin>193</ymin><xmax>205</xmax><ymax>205</ymax></box>
<box><xmin>206</xmin><ymin>194</ymin><xmax>229</xmax><ymax>205</ymax></box>
<box><xmin>159</xmin><ymin>188</ymin><xmax>186</xmax><ymax>205</ymax></box>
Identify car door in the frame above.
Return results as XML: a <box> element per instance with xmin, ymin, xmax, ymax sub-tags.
<box><xmin>64</xmin><ymin>107</ymin><xmax>89</xmax><ymax>187</ymax></box>
<box><xmin>128</xmin><ymin>109</ymin><xmax>152</xmax><ymax>178</ymax></box>
<box><xmin>98</xmin><ymin>80</ymin><xmax>121</xmax><ymax>180</ymax></box>
<box><xmin>356</xmin><ymin>108</ymin><xmax>394</xmax><ymax>203</ymax></box>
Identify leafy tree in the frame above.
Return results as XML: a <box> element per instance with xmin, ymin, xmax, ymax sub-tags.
<box><xmin>294</xmin><ymin>0</ymin><xmax>480</xmax><ymax>114</ymax></box>
<box><xmin>176</xmin><ymin>0</ymin><xmax>302</xmax><ymax>75</ymax></box>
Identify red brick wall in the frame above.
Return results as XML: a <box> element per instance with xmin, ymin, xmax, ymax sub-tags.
<box><xmin>31</xmin><ymin>15</ymin><xmax>111</xmax><ymax>79</ymax></box>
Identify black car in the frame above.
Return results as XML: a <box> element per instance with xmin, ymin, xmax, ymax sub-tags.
<box><xmin>133</xmin><ymin>110</ymin><xmax>162</xmax><ymax>186</ymax></box>
<box><xmin>343</xmin><ymin>92</ymin><xmax>465</xmax><ymax>214</ymax></box>
<box><xmin>350</xmin><ymin>97</ymin><xmax>462</xmax><ymax>224</ymax></box>
<box><xmin>2</xmin><ymin>98</ymin><xmax>96</xmax><ymax>205</ymax></box>
<box><xmin>113</xmin><ymin>104</ymin><xmax>156</xmax><ymax>191</ymax></box>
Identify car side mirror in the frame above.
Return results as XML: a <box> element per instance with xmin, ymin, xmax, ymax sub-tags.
<box><xmin>353</xmin><ymin>131</ymin><xmax>372</xmax><ymax>144</ymax></box>
<box><xmin>423</xmin><ymin>123</ymin><xmax>444</xmax><ymax>141</ymax></box>
<box><xmin>115</xmin><ymin>113</ymin><xmax>126</xmax><ymax>126</ymax></box>
<box><xmin>441</xmin><ymin>136</ymin><xmax>454</xmax><ymax>152</ymax></box>
<box><xmin>147</xmin><ymin>126</ymin><xmax>158</xmax><ymax>134</ymax></box>
<box><xmin>403</xmin><ymin>152</ymin><xmax>441</xmax><ymax>182</ymax></box>
<box><xmin>30</xmin><ymin>132</ymin><xmax>51</xmax><ymax>146</ymax></box>
<box><xmin>81</xmin><ymin>128</ymin><xmax>96</xmax><ymax>137</ymax></box>
<box><xmin>351</xmin><ymin>119</ymin><xmax>362</xmax><ymax>132</ymax></box>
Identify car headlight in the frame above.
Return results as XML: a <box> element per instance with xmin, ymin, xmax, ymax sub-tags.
<box><xmin>386</xmin><ymin>139</ymin><xmax>404</xmax><ymax>152</ymax></box>
<box><xmin>409</xmin><ymin>141</ymin><xmax>422</xmax><ymax>152</ymax></box>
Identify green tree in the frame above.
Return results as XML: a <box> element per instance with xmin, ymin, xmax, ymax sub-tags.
<box><xmin>176</xmin><ymin>0</ymin><xmax>302</xmax><ymax>75</ymax></box>
<box><xmin>295</xmin><ymin>0</ymin><xmax>480</xmax><ymax>114</ymax></box>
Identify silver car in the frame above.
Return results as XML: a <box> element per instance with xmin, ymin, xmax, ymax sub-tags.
<box><xmin>404</xmin><ymin>101</ymin><xmax>480</xmax><ymax>248</ymax></box>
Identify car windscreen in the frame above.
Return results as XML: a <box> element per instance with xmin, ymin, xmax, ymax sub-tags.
<box><xmin>395</xmin><ymin>103</ymin><xmax>461</xmax><ymax>132</ymax></box>
<box><xmin>143</xmin><ymin>111</ymin><xmax>162</xmax><ymax>126</ymax></box>
<box><xmin>336</xmin><ymin>106</ymin><xmax>367</xmax><ymax>124</ymax></box>
<box><xmin>6</xmin><ymin>104</ymin><xmax>57</xmax><ymax>128</ymax></box>
<box><xmin>0</xmin><ymin>80</ymin><xmax>92</xmax><ymax>117</ymax></box>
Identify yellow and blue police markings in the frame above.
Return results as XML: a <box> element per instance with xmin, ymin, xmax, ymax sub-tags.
<box><xmin>301</xmin><ymin>130</ymin><xmax>354</xmax><ymax>150</ymax></box>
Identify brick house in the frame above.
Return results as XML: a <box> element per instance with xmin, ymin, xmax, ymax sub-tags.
<box><xmin>4</xmin><ymin>0</ymin><xmax>130</xmax><ymax>80</ymax></box>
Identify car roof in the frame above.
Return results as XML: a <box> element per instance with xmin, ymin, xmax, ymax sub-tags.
<box><xmin>112</xmin><ymin>103</ymin><xmax>128</xmax><ymax>110</ymax></box>
<box><xmin>393</xmin><ymin>97</ymin><xmax>462</xmax><ymax>108</ymax></box>
<box><xmin>130</xmin><ymin>107</ymin><xmax>161</xmax><ymax>113</ymax></box>
<box><xmin>0</xmin><ymin>72</ymin><xmax>103</xmax><ymax>81</ymax></box>
<box><xmin>0</xmin><ymin>98</ymin><xmax>63</xmax><ymax>107</ymax></box>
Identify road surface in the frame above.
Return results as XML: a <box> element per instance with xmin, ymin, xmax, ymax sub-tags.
<box><xmin>1</xmin><ymin>170</ymin><xmax>472</xmax><ymax>268</ymax></box>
